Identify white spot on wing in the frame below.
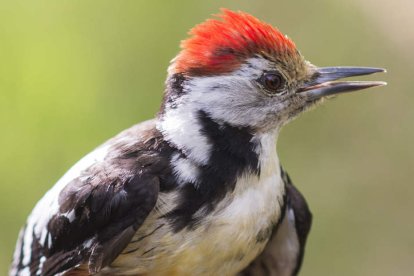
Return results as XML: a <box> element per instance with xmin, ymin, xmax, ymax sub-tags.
<box><xmin>10</xmin><ymin>227</ymin><xmax>25</xmax><ymax>275</ymax></box>
<box><xmin>37</xmin><ymin>256</ymin><xmax>46</xmax><ymax>275</ymax></box>
<box><xmin>84</xmin><ymin>239</ymin><xmax>93</xmax><ymax>248</ymax></box>
<box><xmin>19</xmin><ymin>267</ymin><xmax>30</xmax><ymax>276</ymax></box>
<box><xmin>63</xmin><ymin>209</ymin><xmax>76</xmax><ymax>223</ymax></box>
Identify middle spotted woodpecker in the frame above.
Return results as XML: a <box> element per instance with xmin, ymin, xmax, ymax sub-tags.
<box><xmin>11</xmin><ymin>9</ymin><xmax>386</xmax><ymax>276</ymax></box>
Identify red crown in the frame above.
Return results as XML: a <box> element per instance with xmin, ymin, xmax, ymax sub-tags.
<box><xmin>175</xmin><ymin>9</ymin><xmax>297</xmax><ymax>75</ymax></box>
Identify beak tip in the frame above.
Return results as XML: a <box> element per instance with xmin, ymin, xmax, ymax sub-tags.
<box><xmin>354</xmin><ymin>81</ymin><xmax>387</xmax><ymax>90</ymax></box>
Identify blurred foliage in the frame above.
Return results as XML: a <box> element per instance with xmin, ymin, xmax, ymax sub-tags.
<box><xmin>0</xmin><ymin>0</ymin><xmax>413</xmax><ymax>275</ymax></box>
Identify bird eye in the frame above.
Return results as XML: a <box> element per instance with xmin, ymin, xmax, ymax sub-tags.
<box><xmin>259</xmin><ymin>72</ymin><xmax>285</xmax><ymax>93</ymax></box>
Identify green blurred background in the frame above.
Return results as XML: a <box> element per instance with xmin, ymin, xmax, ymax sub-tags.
<box><xmin>1</xmin><ymin>0</ymin><xmax>412</xmax><ymax>275</ymax></box>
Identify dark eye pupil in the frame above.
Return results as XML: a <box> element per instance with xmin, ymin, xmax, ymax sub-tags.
<box><xmin>264</xmin><ymin>73</ymin><xmax>283</xmax><ymax>91</ymax></box>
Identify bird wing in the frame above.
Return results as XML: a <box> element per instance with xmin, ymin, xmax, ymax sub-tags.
<box><xmin>11</xmin><ymin>120</ymin><xmax>167</xmax><ymax>276</ymax></box>
<box><xmin>239</xmin><ymin>167</ymin><xmax>312</xmax><ymax>276</ymax></box>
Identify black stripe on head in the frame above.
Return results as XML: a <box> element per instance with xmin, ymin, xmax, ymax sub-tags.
<box><xmin>159</xmin><ymin>73</ymin><xmax>187</xmax><ymax>116</ymax></box>
<box><xmin>163</xmin><ymin>110</ymin><xmax>260</xmax><ymax>231</ymax></box>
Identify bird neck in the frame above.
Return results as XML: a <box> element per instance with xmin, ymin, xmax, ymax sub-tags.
<box><xmin>157</xmin><ymin>72</ymin><xmax>280</xmax><ymax>168</ymax></box>
<box><xmin>157</xmin><ymin>100</ymin><xmax>279</xmax><ymax>172</ymax></box>
<box><xmin>157</xmin><ymin>96</ymin><xmax>281</xmax><ymax>231</ymax></box>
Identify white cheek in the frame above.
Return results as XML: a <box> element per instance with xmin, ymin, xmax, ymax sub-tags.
<box><xmin>186</xmin><ymin>57</ymin><xmax>281</xmax><ymax>128</ymax></box>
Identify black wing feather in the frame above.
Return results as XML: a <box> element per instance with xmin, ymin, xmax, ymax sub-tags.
<box><xmin>24</xmin><ymin>122</ymin><xmax>169</xmax><ymax>276</ymax></box>
<box><xmin>285</xmin><ymin>174</ymin><xmax>312</xmax><ymax>275</ymax></box>
<box><xmin>42</xmin><ymin>165</ymin><xmax>160</xmax><ymax>275</ymax></box>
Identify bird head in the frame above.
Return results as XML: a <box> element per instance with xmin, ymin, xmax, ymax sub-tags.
<box><xmin>159</xmin><ymin>9</ymin><xmax>385</xmax><ymax>159</ymax></box>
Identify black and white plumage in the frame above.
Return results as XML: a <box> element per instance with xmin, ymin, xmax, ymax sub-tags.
<box><xmin>11</xmin><ymin>9</ymin><xmax>385</xmax><ymax>276</ymax></box>
<box><xmin>11</xmin><ymin>118</ymin><xmax>309</xmax><ymax>276</ymax></box>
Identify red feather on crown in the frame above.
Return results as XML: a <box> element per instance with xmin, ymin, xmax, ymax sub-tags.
<box><xmin>174</xmin><ymin>9</ymin><xmax>297</xmax><ymax>76</ymax></box>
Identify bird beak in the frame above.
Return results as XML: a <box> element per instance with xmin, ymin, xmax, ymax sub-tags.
<box><xmin>297</xmin><ymin>67</ymin><xmax>387</xmax><ymax>100</ymax></box>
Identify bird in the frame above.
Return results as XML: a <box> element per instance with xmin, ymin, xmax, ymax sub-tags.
<box><xmin>10</xmin><ymin>9</ymin><xmax>386</xmax><ymax>276</ymax></box>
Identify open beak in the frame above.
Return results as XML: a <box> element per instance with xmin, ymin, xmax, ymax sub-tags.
<box><xmin>298</xmin><ymin>67</ymin><xmax>386</xmax><ymax>100</ymax></box>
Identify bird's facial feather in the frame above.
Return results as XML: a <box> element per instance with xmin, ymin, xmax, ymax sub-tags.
<box><xmin>161</xmin><ymin>9</ymin><xmax>319</xmax><ymax>133</ymax></box>
<box><xmin>168</xmin><ymin>55</ymin><xmax>316</xmax><ymax>132</ymax></box>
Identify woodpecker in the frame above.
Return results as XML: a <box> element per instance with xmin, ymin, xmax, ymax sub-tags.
<box><xmin>11</xmin><ymin>9</ymin><xmax>385</xmax><ymax>276</ymax></box>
